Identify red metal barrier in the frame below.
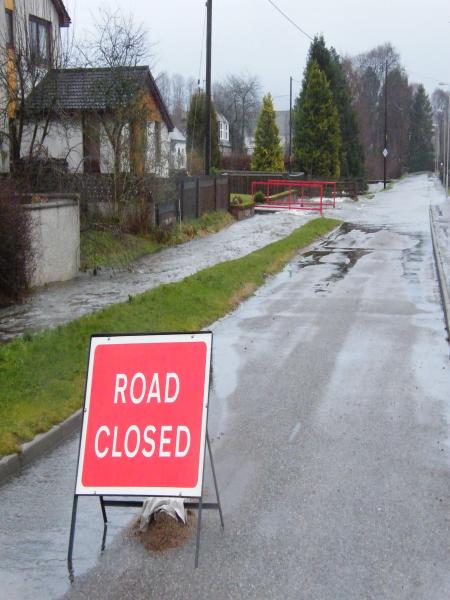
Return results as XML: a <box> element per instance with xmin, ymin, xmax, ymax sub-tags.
<box><xmin>251</xmin><ymin>180</ymin><xmax>337</xmax><ymax>215</ymax></box>
<box><xmin>267</xmin><ymin>180</ymin><xmax>336</xmax><ymax>208</ymax></box>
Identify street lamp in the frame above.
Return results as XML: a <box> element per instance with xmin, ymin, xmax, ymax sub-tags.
<box><xmin>438</xmin><ymin>83</ymin><xmax>450</xmax><ymax>198</ymax></box>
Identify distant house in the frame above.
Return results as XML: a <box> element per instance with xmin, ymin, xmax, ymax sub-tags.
<box><xmin>245</xmin><ymin>112</ymin><xmax>287</xmax><ymax>157</ymax></box>
<box><xmin>169</xmin><ymin>126</ymin><xmax>187</xmax><ymax>171</ymax></box>
<box><xmin>23</xmin><ymin>66</ymin><xmax>174</xmax><ymax>176</ymax></box>
<box><xmin>275</xmin><ymin>110</ymin><xmax>290</xmax><ymax>156</ymax></box>
<box><xmin>244</xmin><ymin>134</ymin><xmax>256</xmax><ymax>156</ymax></box>
<box><xmin>217</xmin><ymin>112</ymin><xmax>231</xmax><ymax>155</ymax></box>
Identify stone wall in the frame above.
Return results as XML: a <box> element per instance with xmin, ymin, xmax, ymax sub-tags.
<box><xmin>24</xmin><ymin>195</ymin><xmax>80</xmax><ymax>287</ymax></box>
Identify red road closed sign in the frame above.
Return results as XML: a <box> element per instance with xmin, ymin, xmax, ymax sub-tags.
<box><xmin>75</xmin><ymin>333</ymin><xmax>212</xmax><ymax>498</ymax></box>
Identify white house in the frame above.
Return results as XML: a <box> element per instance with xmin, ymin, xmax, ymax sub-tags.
<box><xmin>217</xmin><ymin>112</ymin><xmax>231</xmax><ymax>155</ymax></box>
<box><xmin>244</xmin><ymin>134</ymin><xmax>256</xmax><ymax>156</ymax></box>
<box><xmin>169</xmin><ymin>126</ymin><xmax>187</xmax><ymax>171</ymax></box>
<box><xmin>0</xmin><ymin>0</ymin><xmax>71</xmax><ymax>172</ymax></box>
<box><xmin>24</xmin><ymin>66</ymin><xmax>174</xmax><ymax>177</ymax></box>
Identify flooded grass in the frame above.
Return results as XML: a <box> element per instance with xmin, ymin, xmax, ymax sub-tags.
<box><xmin>81</xmin><ymin>211</ymin><xmax>235</xmax><ymax>270</ymax></box>
<box><xmin>0</xmin><ymin>217</ymin><xmax>340</xmax><ymax>456</ymax></box>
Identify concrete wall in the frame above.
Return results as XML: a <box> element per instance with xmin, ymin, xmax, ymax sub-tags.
<box><xmin>24</xmin><ymin>195</ymin><xmax>80</xmax><ymax>287</ymax></box>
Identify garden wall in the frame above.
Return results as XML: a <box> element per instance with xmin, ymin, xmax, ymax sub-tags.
<box><xmin>24</xmin><ymin>195</ymin><xmax>80</xmax><ymax>287</ymax></box>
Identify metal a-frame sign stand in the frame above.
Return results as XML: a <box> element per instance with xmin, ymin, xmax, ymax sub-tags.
<box><xmin>67</xmin><ymin>332</ymin><xmax>224</xmax><ymax>571</ymax></box>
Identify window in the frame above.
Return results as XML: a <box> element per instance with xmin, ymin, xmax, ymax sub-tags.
<box><xmin>29</xmin><ymin>16</ymin><xmax>51</xmax><ymax>64</ymax></box>
<box><xmin>82</xmin><ymin>115</ymin><xmax>100</xmax><ymax>173</ymax></box>
<box><xmin>154</xmin><ymin>121</ymin><xmax>161</xmax><ymax>164</ymax></box>
<box><xmin>5</xmin><ymin>9</ymin><xmax>14</xmax><ymax>48</ymax></box>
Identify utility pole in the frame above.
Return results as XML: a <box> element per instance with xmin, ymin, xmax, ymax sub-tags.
<box><xmin>444</xmin><ymin>103</ymin><xmax>450</xmax><ymax>198</ymax></box>
<box><xmin>289</xmin><ymin>76</ymin><xmax>293</xmax><ymax>173</ymax></box>
<box><xmin>383</xmin><ymin>60</ymin><xmax>388</xmax><ymax>190</ymax></box>
<box><xmin>205</xmin><ymin>0</ymin><xmax>212</xmax><ymax>176</ymax></box>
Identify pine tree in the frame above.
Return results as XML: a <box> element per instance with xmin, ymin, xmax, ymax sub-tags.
<box><xmin>186</xmin><ymin>90</ymin><xmax>220</xmax><ymax>173</ymax></box>
<box><xmin>408</xmin><ymin>85</ymin><xmax>434</xmax><ymax>172</ymax></box>
<box><xmin>306</xmin><ymin>36</ymin><xmax>364</xmax><ymax>179</ymax></box>
<box><xmin>251</xmin><ymin>93</ymin><xmax>284</xmax><ymax>172</ymax></box>
<box><xmin>293</xmin><ymin>61</ymin><xmax>341</xmax><ymax>178</ymax></box>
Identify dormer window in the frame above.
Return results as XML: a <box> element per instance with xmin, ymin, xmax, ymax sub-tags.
<box><xmin>29</xmin><ymin>16</ymin><xmax>51</xmax><ymax>65</ymax></box>
<box><xmin>5</xmin><ymin>8</ymin><xmax>14</xmax><ymax>48</ymax></box>
<box><xmin>5</xmin><ymin>9</ymin><xmax>14</xmax><ymax>49</ymax></box>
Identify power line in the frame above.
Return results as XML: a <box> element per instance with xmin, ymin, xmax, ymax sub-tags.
<box><xmin>190</xmin><ymin>6</ymin><xmax>207</xmax><ymax>157</ymax></box>
<box><xmin>266</xmin><ymin>0</ymin><xmax>314</xmax><ymax>42</ymax></box>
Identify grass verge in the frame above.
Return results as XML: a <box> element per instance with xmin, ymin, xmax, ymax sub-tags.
<box><xmin>0</xmin><ymin>217</ymin><xmax>340</xmax><ymax>456</ymax></box>
<box><xmin>81</xmin><ymin>211</ymin><xmax>235</xmax><ymax>270</ymax></box>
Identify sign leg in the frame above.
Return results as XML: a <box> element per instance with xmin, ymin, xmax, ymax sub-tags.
<box><xmin>194</xmin><ymin>496</ymin><xmax>203</xmax><ymax>568</ymax></box>
<box><xmin>100</xmin><ymin>524</ymin><xmax>108</xmax><ymax>552</ymax></box>
<box><xmin>207</xmin><ymin>432</ymin><xmax>224</xmax><ymax>529</ymax></box>
<box><xmin>67</xmin><ymin>495</ymin><xmax>79</xmax><ymax>563</ymax></box>
<box><xmin>99</xmin><ymin>496</ymin><xmax>108</xmax><ymax>524</ymax></box>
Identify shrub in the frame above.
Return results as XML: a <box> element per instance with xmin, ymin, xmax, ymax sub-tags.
<box><xmin>152</xmin><ymin>224</ymin><xmax>174</xmax><ymax>244</ymax></box>
<box><xmin>0</xmin><ymin>198</ymin><xmax>35</xmax><ymax>305</ymax></box>
<box><xmin>254</xmin><ymin>191</ymin><xmax>266</xmax><ymax>203</ymax></box>
<box><xmin>220</xmin><ymin>154</ymin><xmax>251</xmax><ymax>171</ymax></box>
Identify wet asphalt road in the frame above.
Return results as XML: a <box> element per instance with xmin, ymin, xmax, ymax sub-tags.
<box><xmin>1</xmin><ymin>174</ymin><xmax>450</xmax><ymax>599</ymax></box>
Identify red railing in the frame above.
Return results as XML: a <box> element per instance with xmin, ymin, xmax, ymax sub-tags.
<box><xmin>251</xmin><ymin>180</ymin><xmax>337</xmax><ymax>215</ymax></box>
<box><xmin>269</xmin><ymin>180</ymin><xmax>336</xmax><ymax>208</ymax></box>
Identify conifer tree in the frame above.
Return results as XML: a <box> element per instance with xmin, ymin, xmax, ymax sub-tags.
<box><xmin>306</xmin><ymin>36</ymin><xmax>364</xmax><ymax>178</ymax></box>
<box><xmin>186</xmin><ymin>90</ymin><xmax>220</xmax><ymax>173</ymax></box>
<box><xmin>251</xmin><ymin>93</ymin><xmax>284</xmax><ymax>172</ymax></box>
<box><xmin>408</xmin><ymin>85</ymin><xmax>434</xmax><ymax>172</ymax></box>
<box><xmin>293</xmin><ymin>61</ymin><xmax>341</xmax><ymax>178</ymax></box>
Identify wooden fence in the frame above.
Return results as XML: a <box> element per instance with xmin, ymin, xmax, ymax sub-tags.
<box><xmin>155</xmin><ymin>176</ymin><xmax>230</xmax><ymax>226</ymax></box>
<box><xmin>226</xmin><ymin>171</ymin><xmax>366</xmax><ymax>198</ymax></box>
<box><xmin>227</xmin><ymin>171</ymin><xmax>305</xmax><ymax>195</ymax></box>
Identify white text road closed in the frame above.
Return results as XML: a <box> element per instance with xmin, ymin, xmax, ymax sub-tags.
<box><xmin>75</xmin><ymin>333</ymin><xmax>212</xmax><ymax>497</ymax></box>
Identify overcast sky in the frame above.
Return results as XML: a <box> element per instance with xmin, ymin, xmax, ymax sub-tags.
<box><xmin>66</xmin><ymin>0</ymin><xmax>450</xmax><ymax>110</ymax></box>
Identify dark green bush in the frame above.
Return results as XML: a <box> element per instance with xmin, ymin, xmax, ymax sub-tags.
<box><xmin>0</xmin><ymin>199</ymin><xmax>34</xmax><ymax>306</ymax></box>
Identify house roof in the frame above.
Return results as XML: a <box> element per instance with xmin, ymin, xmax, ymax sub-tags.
<box><xmin>216</xmin><ymin>112</ymin><xmax>229</xmax><ymax>125</ymax></box>
<box><xmin>26</xmin><ymin>67</ymin><xmax>174</xmax><ymax>131</ymax></box>
<box><xmin>52</xmin><ymin>0</ymin><xmax>71</xmax><ymax>27</ymax></box>
<box><xmin>169</xmin><ymin>127</ymin><xmax>186</xmax><ymax>143</ymax></box>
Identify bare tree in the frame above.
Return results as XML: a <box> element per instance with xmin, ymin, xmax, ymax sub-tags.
<box><xmin>76</xmin><ymin>8</ymin><xmax>151</xmax><ymax>70</ymax></box>
<box><xmin>155</xmin><ymin>71</ymin><xmax>197</xmax><ymax>132</ymax></box>
<box><xmin>213</xmin><ymin>72</ymin><xmax>261</xmax><ymax>153</ymax></box>
<box><xmin>353</xmin><ymin>43</ymin><xmax>400</xmax><ymax>84</ymax></box>
<box><xmin>350</xmin><ymin>44</ymin><xmax>412</xmax><ymax>179</ymax></box>
<box><xmin>76</xmin><ymin>6</ymin><xmax>153</xmax><ymax>169</ymax></box>
<box><xmin>155</xmin><ymin>70</ymin><xmax>171</xmax><ymax>112</ymax></box>
<box><xmin>71</xmin><ymin>9</ymin><xmax>176</xmax><ymax>229</ymax></box>
<box><xmin>171</xmin><ymin>73</ymin><xmax>186</xmax><ymax>128</ymax></box>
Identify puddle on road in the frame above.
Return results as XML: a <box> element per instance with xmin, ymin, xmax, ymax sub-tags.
<box><xmin>297</xmin><ymin>248</ymin><xmax>369</xmax><ymax>294</ymax></box>
<box><xmin>293</xmin><ymin>223</ymin><xmax>374</xmax><ymax>294</ymax></box>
